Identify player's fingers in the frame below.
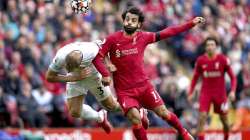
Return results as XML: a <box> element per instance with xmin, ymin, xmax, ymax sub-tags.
<box><xmin>81</xmin><ymin>67</ymin><xmax>92</xmax><ymax>77</ymax></box>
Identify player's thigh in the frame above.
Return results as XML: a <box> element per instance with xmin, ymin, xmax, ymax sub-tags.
<box><xmin>139</xmin><ymin>86</ymin><xmax>164</xmax><ymax>110</ymax></box>
<box><xmin>66</xmin><ymin>82</ymin><xmax>87</xmax><ymax>112</ymax></box>
<box><xmin>87</xmin><ymin>73</ymin><xmax>111</xmax><ymax>101</ymax></box>
<box><xmin>99</xmin><ymin>94</ymin><xmax>119</xmax><ymax>111</ymax></box>
<box><xmin>67</xmin><ymin>95</ymin><xmax>85</xmax><ymax>113</ymax></box>
<box><xmin>117</xmin><ymin>91</ymin><xmax>140</xmax><ymax>116</ymax></box>
<box><xmin>66</xmin><ymin>82</ymin><xmax>88</xmax><ymax>99</ymax></box>
<box><xmin>213</xmin><ymin>94</ymin><xmax>228</xmax><ymax>114</ymax></box>
<box><xmin>199</xmin><ymin>93</ymin><xmax>212</xmax><ymax>113</ymax></box>
<box><xmin>88</xmin><ymin>82</ymin><xmax>112</xmax><ymax>102</ymax></box>
<box><xmin>126</xmin><ymin>107</ymin><xmax>141</xmax><ymax>124</ymax></box>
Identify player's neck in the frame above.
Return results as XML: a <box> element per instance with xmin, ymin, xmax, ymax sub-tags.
<box><xmin>123</xmin><ymin>31</ymin><xmax>137</xmax><ymax>38</ymax></box>
<box><xmin>206</xmin><ymin>53</ymin><xmax>217</xmax><ymax>59</ymax></box>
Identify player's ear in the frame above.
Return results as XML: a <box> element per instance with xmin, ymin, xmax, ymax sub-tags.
<box><xmin>138</xmin><ymin>22</ymin><xmax>142</xmax><ymax>28</ymax></box>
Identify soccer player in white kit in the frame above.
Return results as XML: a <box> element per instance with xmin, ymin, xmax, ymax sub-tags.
<box><xmin>45</xmin><ymin>41</ymin><xmax>119</xmax><ymax>133</ymax></box>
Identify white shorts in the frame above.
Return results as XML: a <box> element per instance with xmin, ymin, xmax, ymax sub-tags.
<box><xmin>66</xmin><ymin>73</ymin><xmax>111</xmax><ymax>101</ymax></box>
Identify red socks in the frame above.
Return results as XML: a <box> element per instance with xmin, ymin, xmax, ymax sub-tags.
<box><xmin>132</xmin><ymin>124</ymin><xmax>148</xmax><ymax>140</ymax></box>
<box><xmin>163</xmin><ymin>112</ymin><xmax>186</xmax><ymax>134</ymax></box>
<box><xmin>198</xmin><ymin>133</ymin><xmax>204</xmax><ymax>140</ymax></box>
<box><xmin>224</xmin><ymin>131</ymin><xmax>229</xmax><ymax>140</ymax></box>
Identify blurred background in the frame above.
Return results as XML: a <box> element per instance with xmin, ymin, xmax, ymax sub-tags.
<box><xmin>0</xmin><ymin>0</ymin><xmax>250</xmax><ymax>139</ymax></box>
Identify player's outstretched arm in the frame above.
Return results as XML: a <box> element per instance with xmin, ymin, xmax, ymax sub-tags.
<box><xmin>187</xmin><ymin>60</ymin><xmax>202</xmax><ymax>102</ymax></box>
<box><xmin>227</xmin><ymin>66</ymin><xmax>237</xmax><ymax>101</ymax></box>
<box><xmin>155</xmin><ymin>17</ymin><xmax>205</xmax><ymax>42</ymax></box>
<box><xmin>93</xmin><ymin>54</ymin><xmax>112</xmax><ymax>86</ymax></box>
<box><xmin>45</xmin><ymin>68</ymin><xmax>92</xmax><ymax>83</ymax></box>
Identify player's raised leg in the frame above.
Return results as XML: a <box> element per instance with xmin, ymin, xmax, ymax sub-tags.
<box><xmin>67</xmin><ymin>94</ymin><xmax>112</xmax><ymax>134</ymax></box>
<box><xmin>67</xmin><ymin>95</ymin><xmax>101</xmax><ymax>122</ymax></box>
<box><xmin>127</xmin><ymin>108</ymin><xmax>148</xmax><ymax>140</ymax></box>
<box><xmin>153</xmin><ymin>105</ymin><xmax>194</xmax><ymax>140</ymax></box>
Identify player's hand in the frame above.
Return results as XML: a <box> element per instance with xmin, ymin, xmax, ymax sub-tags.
<box><xmin>102</xmin><ymin>76</ymin><xmax>112</xmax><ymax>86</ymax></box>
<box><xmin>229</xmin><ymin>91</ymin><xmax>236</xmax><ymax>101</ymax></box>
<box><xmin>70</xmin><ymin>67</ymin><xmax>92</xmax><ymax>81</ymax></box>
<box><xmin>187</xmin><ymin>94</ymin><xmax>194</xmax><ymax>104</ymax></box>
<box><xmin>192</xmin><ymin>17</ymin><xmax>205</xmax><ymax>25</ymax></box>
<box><xmin>107</xmin><ymin>64</ymin><xmax>117</xmax><ymax>72</ymax></box>
<box><xmin>79</xmin><ymin>67</ymin><xmax>93</xmax><ymax>78</ymax></box>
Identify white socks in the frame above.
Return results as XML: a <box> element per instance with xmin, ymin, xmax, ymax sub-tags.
<box><xmin>80</xmin><ymin>104</ymin><xmax>104</xmax><ymax>123</ymax></box>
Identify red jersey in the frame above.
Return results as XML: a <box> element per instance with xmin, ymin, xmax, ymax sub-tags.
<box><xmin>93</xmin><ymin>21</ymin><xmax>195</xmax><ymax>90</ymax></box>
<box><xmin>189</xmin><ymin>54</ymin><xmax>237</xmax><ymax>95</ymax></box>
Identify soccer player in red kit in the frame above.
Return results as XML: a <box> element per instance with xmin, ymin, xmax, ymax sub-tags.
<box><xmin>188</xmin><ymin>37</ymin><xmax>237</xmax><ymax>140</ymax></box>
<box><xmin>93</xmin><ymin>7</ymin><xmax>205</xmax><ymax>140</ymax></box>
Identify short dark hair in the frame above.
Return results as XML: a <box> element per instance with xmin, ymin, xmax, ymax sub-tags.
<box><xmin>204</xmin><ymin>37</ymin><xmax>219</xmax><ymax>46</ymax></box>
<box><xmin>122</xmin><ymin>6</ymin><xmax>145</xmax><ymax>23</ymax></box>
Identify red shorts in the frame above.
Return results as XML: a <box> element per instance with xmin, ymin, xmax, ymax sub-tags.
<box><xmin>199</xmin><ymin>92</ymin><xmax>228</xmax><ymax>114</ymax></box>
<box><xmin>116</xmin><ymin>82</ymin><xmax>164</xmax><ymax>115</ymax></box>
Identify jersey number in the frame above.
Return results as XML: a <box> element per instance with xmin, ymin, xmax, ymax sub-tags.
<box><xmin>151</xmin><ymin>91</ymin><xmax>160</xmax><ymax>101</ymax></box>
<box><xmin>97</xmin><ymin>87</ymin><xmax>104</xmax><ymax>96</ymax></box>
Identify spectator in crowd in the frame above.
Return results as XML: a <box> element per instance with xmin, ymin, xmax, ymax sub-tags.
<box><xmin>17</xmin><ymin>82</ymin><xmax>48</xmax><ymax>128</ymax></box>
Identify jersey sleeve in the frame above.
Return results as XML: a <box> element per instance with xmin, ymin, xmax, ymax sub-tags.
<box><xmin>224</xmin><ymin>56</ymin><xmax>231</xmax><ymax>70</ymax></box>
<box><xmin>98</xmin><ymin>35</ymin><xmax>114</xmax><ymax>57</ymax></box>
<box><xmin>143</xmin><ymin>32</ymin><xmax>156</xmax><ymax>44</ymax></box>
<box><xmin>49</xmin><ymin>56</ymin><xmax>64</xmax><ymax>72</ymax></box>
<box><xmin>188</xmin><ymin>58</ymin><xmax>202</xmax><ymax>96</ymax></box>
<box><xmin>92</xmin><ymin>35</ymin><xmax>114</xmax><ymax>77</ymax></box>
<box><xmin>156</xmin><ymin>20</ymin><xmax>195</xmax><ymax>41</ymax></box>
<box><xmin>223</xmin><ymin>56</ymin><xmax>237</xmax><ymax>92</ymax></box>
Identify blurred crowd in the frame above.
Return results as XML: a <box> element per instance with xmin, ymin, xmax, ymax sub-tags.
<box><xmin>0</xmin><ymin>0</ymin><xmax>250</xmax><ymax>131</ymax></box>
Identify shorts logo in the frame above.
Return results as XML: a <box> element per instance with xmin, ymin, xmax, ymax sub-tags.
<box><xmin>122</xmin><ymin>102</ymin><xmax>126</xmax><ymax>108</ymax></box>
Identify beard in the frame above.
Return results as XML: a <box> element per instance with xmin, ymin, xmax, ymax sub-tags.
<box><xmin>124</xmin><ymin>26</ymin><xmax>137</xmax><ymax>35</ymax></box>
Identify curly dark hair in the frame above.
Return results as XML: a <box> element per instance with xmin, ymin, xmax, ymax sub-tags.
<box><xmin>204</xmin><ymin>37</ymin><xmax>219</xmax><ymax>46</ymax></box>
<box><xmin>122</xmin><ymin>6</ymin><xmax>145</xmax><ymax>23</ymax></box>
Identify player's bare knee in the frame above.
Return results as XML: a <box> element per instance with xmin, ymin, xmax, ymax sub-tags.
<box><xmin>153</xmin><ymin>105</ymin><xmax>168</xmax><ymax>118</ymax></box>
<box><xmin>127</xmin><ymin>109</ymin><xmax>141</xmax><ymax>124</ymax></box>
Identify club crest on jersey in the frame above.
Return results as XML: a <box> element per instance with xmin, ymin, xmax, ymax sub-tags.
<box><xmin>215</xmin><ymin>62</ymin><xmax>220</xmax><ymax>69</ymax></box>
<box><xmin>115</xmin><ymin>49</ymin><xmax>121</xmax><ymax>58</ymax></box>
<box><xmin>132</xmin><ymin>36</ymin><xmax>137</xmax><ymax>45</ymax></box>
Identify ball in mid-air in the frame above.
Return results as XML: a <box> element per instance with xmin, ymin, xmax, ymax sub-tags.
<box><xmin>70</xmin><ymin>0</ymin><xmax>91</xmax><ymax>14</ymax></box>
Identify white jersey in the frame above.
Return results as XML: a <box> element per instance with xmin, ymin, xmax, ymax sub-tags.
<box><xmin>49</xmin><ymin>42</ymin><xmax>100</xmax><ymax>72</ymax></box>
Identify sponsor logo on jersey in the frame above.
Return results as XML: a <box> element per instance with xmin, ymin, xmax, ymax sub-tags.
<box><xmin>203</xmin><ymin>71</ymin><xmax>221</xmax><ymax>78</ymax></box>
<box><xmin>115</xmin><ymin>48</ymin><xmax>138</xmax><ymax>57</ymax></box>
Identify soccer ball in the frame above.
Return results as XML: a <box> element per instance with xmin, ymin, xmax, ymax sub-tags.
<box><xmin>70</xmin><ymin>0</ymin><xmax>91</xmax><ymax>14</ymax></box>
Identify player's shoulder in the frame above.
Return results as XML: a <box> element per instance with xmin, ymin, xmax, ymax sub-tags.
<box><xmin>140</xmin><ymin>31</ymin><xmax>154</xmax><ymax>36</ymax></box>
<box><xmin>218</xmin><ymin>54</ymin><xmax>231</xmax><ymax>65</ymax></box>
<box><xmin>107</xmin><ymin>31</ymin><xmax>123</xmax><ymax>39</ymax></box>
<box><xmin>197</xmin><ymin>54</ymin><xmax>206</xmax><ymax>62</ymax></box>
<box><xmin>217</xmin><ymin>53</ymin><xmax>228</xmax><ymax>61</ymax></box>
<box><xmin>217</xmin><ymin>53</ymin><xmax>227</xmax><ymax>58</ymax></box>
